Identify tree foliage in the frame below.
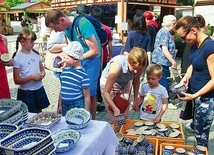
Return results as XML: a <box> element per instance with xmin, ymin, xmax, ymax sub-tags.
<box><xmin>3</xmin><ymin>0</ymin><xmax>25</xmax><ymax>8</ymax></box>
<box><xmin>177</xmin><ymin>0</ymin><xmax>195</xmax><ymax>6</ymax></box>
<box><xmin>39</xmin><ymin>0</ymin><xmax>51</xmax><ymax>5</ymax></box>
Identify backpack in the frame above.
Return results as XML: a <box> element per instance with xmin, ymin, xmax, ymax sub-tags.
<box><xmin>71</xmin><ymin>14</ymin><xmax>108</xmax><ymax>45</ymax></box>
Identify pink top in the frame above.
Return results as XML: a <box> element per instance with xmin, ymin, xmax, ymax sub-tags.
<box><xmin>0</xmin><ymin>35</ymin><xmax>10</xmax><ymax>98</ymax></box>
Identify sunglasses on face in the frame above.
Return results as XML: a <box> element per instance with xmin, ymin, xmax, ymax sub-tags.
<box><xmin>180</xmin><ymin>29</ymin><xmax>191</xmax><ymax>42</ymax></box>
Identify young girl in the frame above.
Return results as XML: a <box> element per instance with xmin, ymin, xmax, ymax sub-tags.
<box><xmin>13</xmin><ymin>28</ymin><xmax>50</xmax><ymax>113</ymax></box>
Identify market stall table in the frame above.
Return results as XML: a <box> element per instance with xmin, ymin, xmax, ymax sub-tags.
<box><xmin>28</xmin><ymin>113</ymin><xmax>119</xmax><ymax>155</ymax></box>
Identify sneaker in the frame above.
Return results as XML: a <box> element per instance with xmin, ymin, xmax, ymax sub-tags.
<box><xmin>168</xmin><ymin>103</ymin><xmax>177</xmax><ymax>110</ymax></box>
<box><xmin>185</xmin><ymin>122</ymin><xmax>194</xmax><ymax>132</ymax></box>
<box><xmin>97</xmin><ymin>104</ymin><xmax>105</xmax><ymax>112</ymax></box>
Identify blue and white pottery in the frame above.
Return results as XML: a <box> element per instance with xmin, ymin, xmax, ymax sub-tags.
<box><xmin>115</xmin><ymin>113</ymin><xmax>126</xmax><ymax>126</ymax></box>
<box><xmin>65</xmin><ymin>108</ymin><xmax>91</xmax><ymax>129</ymax></box>
<box><xmin>0</xmin><ymin>127</ymin><xmax>53</xmax><ymax>155</ymax></box>
<box><xmin>0</xmin><ymin>99</ymin><xmax>22</xmax><ymax>121</ymax></box>
<box><xmin>0</xmin><ymin>123</ymin><xmax>19</xmax><ymax>140</ymax></box>
<box><xmin>26</xmin><ymin>112</ymin><xmax>62</xmax><ymax>129</ymax></box>
<box><xmin>52</xmin><ymin>129</ymin><xmax>81</xmax><ymax>153</ymax></box>
<box><xmin>2</xmin><ymin>110</ymin><xmax>23</xmax><ymax>124</ymax></box>
<box><xmin>33</xmin><ymin>142</ymin><xmax>55</xmax><ymax>155</ymax></box>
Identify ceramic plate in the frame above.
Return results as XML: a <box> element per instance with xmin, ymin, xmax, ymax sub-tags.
<box><xmin>2</xmin><ymin>110</ymin><xmax>23</xmax><ymax>124</ymax></box>
<box><xmin>52</xmin><ymin>129</ymin><xmax>80</xmax><ymax>153</ymax></box>
<box><xmin>0</xmin><ymin>127</ymin><xmax>53</xmax><ymax>155</ymax></box>
<box><xmin>0</xmin><ymin>99</ymin><xmax>22</xmax><ymax>121</ymax></box>
<box><xmin>26</xmin><ymin>112</ymin><xmax>62</xmax><ymax>129</ymax></box>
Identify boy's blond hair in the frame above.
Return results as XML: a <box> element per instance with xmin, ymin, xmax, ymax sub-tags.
<box><xmin>146</xmin><ymin>64</ymin><xmax>162</xmax><ymax>77</ymax></box>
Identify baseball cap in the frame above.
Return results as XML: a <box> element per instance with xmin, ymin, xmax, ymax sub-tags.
<box><xmin>62</xmin><ymin>41</ymin><xmax>84</xmax><ymax>60</ymax></box>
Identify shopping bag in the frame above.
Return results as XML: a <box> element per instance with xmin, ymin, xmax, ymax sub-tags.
<box><xmin>108</xmin><ymin>94</ymin><xmax>129</xmax><ymax>114</ymax></box>
<box><xmin>44</xmin><ymin>50</ymin><xmax>62</xmax><ymax>72</ymax></box>
<box><xmin>180</xmin><ymin>100</ymin><xmax>193</xmax><ymax>120</ymax></box>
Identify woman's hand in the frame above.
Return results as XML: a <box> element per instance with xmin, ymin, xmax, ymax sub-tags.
<box><xmin>177</xmin><ymin>92</ymin><xmax>196</xmax><ymax>101</ymax></box>
<box><xmin>132</xmin><ymin>102</ymin><xmax>139</xmax><ymax>111</ymax></box>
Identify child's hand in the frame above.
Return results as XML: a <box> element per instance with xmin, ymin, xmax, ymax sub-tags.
<box><xmin>153</xmin><ymin>116</ymin><xmax>161</xmax><ymax>123</ymax></box>
<box><xmin>31</xmin><ymin>73</ymin><xmax>42</xmax><ymax>81</ymax></box>
<box><xmin>132</xmin><ymin>103</ymin><xmax>139</xmax><ymax>111</ymax></box>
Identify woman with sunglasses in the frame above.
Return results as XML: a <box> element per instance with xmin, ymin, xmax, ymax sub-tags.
<box><xmin>175</xmin><ymin>15</ymin><xmax>214</xmax><ymax>148</ymax></box>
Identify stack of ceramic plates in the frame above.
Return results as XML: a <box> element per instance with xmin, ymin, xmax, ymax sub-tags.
<box><xmin>0</xmin><ymin>127</ymin><xmax>56</xmax><ymax>155</ymax></box>
<box><xmin>0</xmin><ymin>99</ymin><xmax>29</xmax><ymax>128</ymax></box>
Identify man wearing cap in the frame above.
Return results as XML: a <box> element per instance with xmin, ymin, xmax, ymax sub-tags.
<box><xmin>58</xmin><ymin>41</ymin><xmax>91</xmax><ymax>116</ymax></box>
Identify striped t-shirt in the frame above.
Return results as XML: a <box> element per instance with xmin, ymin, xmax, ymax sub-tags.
<box><xmin>60</xmin><ymin>67</ymin><xmax>90</xmax><ymax>103</ymax></box>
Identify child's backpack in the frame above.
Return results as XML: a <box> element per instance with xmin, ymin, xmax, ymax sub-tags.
<box><xmin>71</xmin><ymin>14</ymin><xmax>108</xmax><ymax>45</ymax></box>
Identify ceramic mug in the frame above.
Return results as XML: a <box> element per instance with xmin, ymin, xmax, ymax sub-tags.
<box><xmin>53</xmin><ymin>57</ymin><xmax>62</xmax><ymax>68</ymax></box>
<box><xmin>174</xmin><ymin>83</ymin><xmax>187</xmax><ymax>97</ymax></box>
<box><xmin>146</xmin><ymin>142</ymin><xmax>155</xmax><ymax>154</ymax></box>
<box><xmin>136</xmin><ymin>135</ymin><xmax>150</xmax><ymax>147</ymax></box>
<box><xmin>175</xmin><ymin>147</ymin><xmax>186</xmax><ymax>155</ymax></box>
<box><xmin>164</xmin><ymin>145</ymin><xmax>174</xmax><ymax>154</ymax></box>
<box><xmin>115</xmin><ymin>113</ymin><xmax>126</xmax><ymax>126</ymax></box>
<box><xmin>193</xmin><ymin>145</ymin><xmax>206</xmax><ymax>154</ymax></box>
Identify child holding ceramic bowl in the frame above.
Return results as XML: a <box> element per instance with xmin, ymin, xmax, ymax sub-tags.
<box><xmin>57</xmin><ymin>41</ymin><xmax>91</xmax><ymax>116</ymax></box>
<box><xmin>133</xmin><ymin>64</ymin><xmax>168</xmax><ymax>123</ymax></box>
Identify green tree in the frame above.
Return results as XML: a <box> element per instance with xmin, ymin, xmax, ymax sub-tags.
<box><xmin>39</xmin><ymin>0</ymin><xmax>51</xmax><ymax>5</ymax></box>
<box><xmin>4</xmin><ymin>0</ymin><xmax>25</xmax><ymax>8</ymax></box>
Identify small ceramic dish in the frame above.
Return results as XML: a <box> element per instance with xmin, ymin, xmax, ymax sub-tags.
<box><xmin>126</xmin><ymin>128</ymin><xmax>135</xmax><ymax>133</ymax></box>
<box><xmin>0</xmin><ymin>99</ymin><xmax>22</xmax><ymax>122</ymax></box>
<box><xmin>0</xmin><ymin>53</ymin><xmax>11</xmax><ymax>66</ymax></box>
<box><xmin>126</xmin><ymin>131</ymin><xmax>137</xmax><ymax>135</ymax></box>
<box><xmin>0</xmin><ymin>123</ymin><xmax>19</xmax><ymax>140</ymax></box>
<box><xmin>26</xmin><ymin>112</ymin><xmax>61</xmax><ymax>129</ymax></box>
<box><xmin>156</xmin><ymin>123</ymin><xmax>166</xmax><ymax>129</ymax></box>
<box><xmin>0</xmin><ymin>127</ymin><xmax>53</xmax><ymax>155</ymax></box>
<box><xmin>52</xmin><ymin>129</ymin><xmax>80</xmax><ymax>153</ymax></box>
<box><xmin>134</xmin><ymin>121</ymin><xmax>144</xmax><ymax>127</ymax></box>
<box><xmin>65</xmin><ymin>108</ymin><xmax>91</xmax><ymax>129</ymax></box>
<box><xmin>169</xmin><ymin>131</ymin><xmax>180</xmax><ymax>138</ymax></box>
<box><xmin>170</xmin><ymin>123</ymin><xmax>179</xmax><ymax>129</ymax></box>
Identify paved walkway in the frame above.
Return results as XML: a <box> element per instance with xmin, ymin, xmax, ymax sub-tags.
<box><xmin>5</xmin><ymin>34</ymin><xmax>214</xmax><ymax>154</ymax></box>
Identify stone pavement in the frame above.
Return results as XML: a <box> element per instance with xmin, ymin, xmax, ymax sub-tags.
<box><xmin>5</xmin><ymin>34</ymin><xmax>214</xmax><ymax>154</ymax></box>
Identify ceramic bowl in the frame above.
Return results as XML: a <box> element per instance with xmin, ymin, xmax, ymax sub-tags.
<box><xmin>26</xmin><ymin>112</ymin><xmax>62</xmax><ymax>129</ymax></box>
<box><xmin>0</xmin><ymin>123</ymin><xmax>19</xmax><ymax>140</ymax></box>
<box><xmin>0</xmin><ymin>99</ymin><xmax>22</xmax><ymax>121</ymax></box>
<box><xmin>65</xmin><ymin>108</ymin><xmax>91</xmax><ymax>129</ymax></box>
<box><xmin>52</xmin><ymin>129</ymin><xmax>81</xmax><ymax>153</ymax></box>
<box><xmin>170</xmin><ymin>123</ymin><xmax>179</xmax><ymax>129</ymax></box>
<box><xmin>174</xmin><ymin>83</ymin><xmax>187</xmax><ymax>96</ymax></box>
<box><xmin>134</xmin><ymin>121</ymin><xmax>144</xmax><ymax>127</ymax></box>
<box><xmin>0</xmin><ymin>53</ymin><xmax>11</xmax><ymax>66</ymax></box>
<box><xmin>0</xmin><ymin>127</ymin><xmax>53</xmax><ymax>155</ymax></box>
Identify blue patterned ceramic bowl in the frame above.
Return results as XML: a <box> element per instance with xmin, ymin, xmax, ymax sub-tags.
<box><xmin>0</xmin><ymin>123</ymin><xmax>19</xmax><ymax>140</ymax></box>
<box><xmin>32</xmin><ymin>142</ymin><xmax>55</xmax><ymax>155</ymax></box>
<box><xmin>65</xmin><ymin>108</ymin><xmax>91</xmax><ymax>129</ymax></box>
<box><xmin>0</xmin><ymin>99</ymin><xmax>22</xmax><ymax>121</ymax></box>
<box><xmin>52</xmin><ymin>129</ymin><xmax>80</xmax><ymax>153</ymax></box>
<box><xmin>0</xmin><ymin>127</ymin><xmax>53</xmax><ymax>155</ymax></box>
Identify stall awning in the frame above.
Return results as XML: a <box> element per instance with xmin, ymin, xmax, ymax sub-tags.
<box><xmin>10</xmin><ymin>2</ymin><xmax>50</xmax><ymax>12</ymax></box>
<box><xmin>194</xmin><ymin>0</ymin><xmax>214</xmax><ymax>6</ymax></box>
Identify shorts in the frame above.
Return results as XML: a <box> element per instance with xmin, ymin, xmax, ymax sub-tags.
<box><xmin>83</xmin><ymin>57</ymin><xmax>101</xmax><ymax>96</ymax></box>
<box><xmin>62</xmin><ymin>98</ymin><xmax>84</xmax><ymax>116</ymax></box>
<box><xmin>17</xmin><ymin>86</ymin><xmax>50</xmax><ymax>113</ymax></box>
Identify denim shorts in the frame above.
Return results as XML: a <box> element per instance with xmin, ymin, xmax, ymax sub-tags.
<box><xmin>17</xmin><ymin>86</ymin><xmax>50</xmax><ymax>113</ymax></box>
<box><xmin>62</xmin><ymin>98</ymin><xmax>84</xmax><ymax>116</ymax></box>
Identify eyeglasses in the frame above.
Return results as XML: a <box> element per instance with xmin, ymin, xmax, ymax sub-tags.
<box><xmin>180</xmin><ymin>29</ymin><xmax>191</xmax><ymax>42</ymax></box>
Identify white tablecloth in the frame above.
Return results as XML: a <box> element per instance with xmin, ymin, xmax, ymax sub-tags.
<box><xmin>28</xmin><ymin>113</ymin><xmax>119</xmax><ymax>155</ymax></box>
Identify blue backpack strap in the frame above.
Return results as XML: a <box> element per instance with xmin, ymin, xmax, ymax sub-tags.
<box><xmin>71</xmin><ymin>14</ymin><xmax>87</xmax><ymax>44</ymax></box>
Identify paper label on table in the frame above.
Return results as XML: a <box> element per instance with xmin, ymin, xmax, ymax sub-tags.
<box><xmin>58</xmin><ymin>143</ymin><xmax>69</xmax><ymax>148</ymax></box>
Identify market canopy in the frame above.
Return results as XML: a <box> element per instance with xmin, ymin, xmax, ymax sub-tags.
<box><xmin>194</xmin><ymin>0</ymin><xmax>214</xmax><ymax>6</ymax></box>
<box><xmin>9</xmin><ymin>2</ymin><xmax>50</xmax><ymax>13</ymax></box>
